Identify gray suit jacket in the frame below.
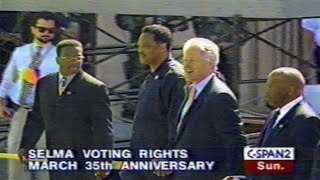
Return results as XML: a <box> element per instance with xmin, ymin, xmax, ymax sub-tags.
<box><xmin>172</xmin><ymin>76</ymin><xmax>246</xmax><ymax>180</ymax></box>
<box><xmin>20</xmin><ymin>71</ymin><xmax>114</xmax><ymax>180</ymax></box>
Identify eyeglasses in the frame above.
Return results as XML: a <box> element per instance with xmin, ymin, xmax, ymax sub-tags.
<box><xmin>34</xmin><ymin>26</ymin><xmax>56</xmax><ymax>34</ymax></box>
<box><xmin>59</xmin><ymin>56</ymin><xmax>84</xmax><ymax>62</ymax></box>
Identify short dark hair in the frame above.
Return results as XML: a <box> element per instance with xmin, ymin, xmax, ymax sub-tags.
<box><xmin>141</xmin><ymin>24</ymin><xmax>172</xmax><ymax>50</ymax></box>
<box><xmin>56</xmin><ymin>39</ymin><xmax>83</xmax><ymax>57</ymax></box>
<box><xmin>31</xmin><ymin>11</ymin><xmax>60</xmax><ymax>28</ymax></box>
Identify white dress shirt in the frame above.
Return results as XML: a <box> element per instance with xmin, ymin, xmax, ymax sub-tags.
<box><xmin>0</xmin><ymin>43</ymin><xmax>58</xmax><ymax>106</ymax></box>
<box><xmin>193</xmin><ymin>73</ymin><xmax>215</xmax><ymax>99</ymax></box>
<box><xmin>272</xmin><ymin>96</ymin><xmax>303</xmax><ymax>128</ymax></box>
<box><xmin>58</xmin><ymin>73</ymin><xmax>75</xmax><ymax>94</ymax></box>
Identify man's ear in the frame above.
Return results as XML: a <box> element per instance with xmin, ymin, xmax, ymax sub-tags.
<box><xmin>30</xmin><ymin>26</ymin><xmax>35</xmax><ymax>36</ymax></box>
<box><xmin>56</xmin><ymin>57</ymin><xmax>60</xmax><ymax>65</ymax></box>
<box><xmin>288</xmin><ymin>85</ymin><xmax>298</xmax><ymax>97</ymax></box>
<box><xmin>208</xmin><ymin>60</ymin><xmax>215</xmax><ymax>69</ymax></box>
<box><xmin>160</xmin><ymin>43</ymin><xmax>167</xmax><ymax>51</ymax></box>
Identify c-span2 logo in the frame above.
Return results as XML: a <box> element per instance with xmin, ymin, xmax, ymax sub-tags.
<box><xmin>244</xmin><ymin>147</ymin><xmax>294</xmax><ymax>174</ymax></box>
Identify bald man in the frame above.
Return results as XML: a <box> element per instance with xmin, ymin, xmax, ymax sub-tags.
<box><xmin>253</xmin><ymin>67</ymin><xmax>320</xmax><ymax>180</ymax></box>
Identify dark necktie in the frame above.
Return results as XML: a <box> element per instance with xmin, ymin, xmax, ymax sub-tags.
<box><xmin>261</xmin><ymin>110</ymin><xmax>280</xmax><ymax>146</ymax></box>
<box><xmin>19</xmin><ymin>46</ymin><xmax>42</xmax><ymax>105</ymax></box>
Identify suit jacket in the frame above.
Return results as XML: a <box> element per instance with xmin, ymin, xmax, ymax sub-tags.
<box><xmin>172</xmin><ymin>76</ymin><xmax>246</xmax><ymax>180</ymax></box>
<box><xmin>254</xmin><ymin>101</ymin><xmax>320</xmax><ymax>180</ymax></box>
<box><xmin>20</xmin><ymin>71</ymin><xmax>114</xmax><ymax>180</ymax></box>
<box><xmin>312</xmin><ymin>140</ymin><xmax>320</xmax><ymax>180</ymax></box>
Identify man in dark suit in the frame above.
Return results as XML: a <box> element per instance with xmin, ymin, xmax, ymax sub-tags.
<box><xmin>253</xmin><ymin>67</ymin><xmax>320</xmax><ymax>180</ymax></box>
<box><xmin>122</xmin><ymin>24</ymin><xmax>185</xmax><ymax>180</ymax></box>
<box><xmin>312</xmin><ymin>140</ymin><xmax>320</xmax><ymax>179</ymax></box>
<box><xmin>170</xmin><ymin>37</ymin><xmax>246</xmax><ymax>180</ymax></box>
<box><xmin>18</xmin><ymin>39</ymin><xmax>114</xmax><ymax>180</ymax></box>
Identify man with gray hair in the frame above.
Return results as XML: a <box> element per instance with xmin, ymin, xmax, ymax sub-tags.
<box><xmin>170</xmin><ymin>37</ymin><xmax>246</xmax><ymax>180</ymax></box>
<box><xmin>0</xmin><ymin>12</ymin><xmax>60</xmax><ymax>180</ymax></box>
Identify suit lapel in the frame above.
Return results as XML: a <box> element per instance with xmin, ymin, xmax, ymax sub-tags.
<box><xmin>256</xmin><ymin>111</ymin><xmax>277</xmax><ymax>146</ymax></box>
<box><xmin>175</xmin><ymin>77</ymin><xmax>214</xmax><ymax>141</ymax></box>
<box><xmin>257</xmin><ymin>116</ymin><xmax>270</xmax><ymax>146</ymax></box>
<box><xmin>45</xmin><ymin>73</ymin><xmax>60</xmax><ymax>107</ymax></box>
<box><xmin>60</xmin><ymin>71</ymin><xmax>83</xmax><ymax>96</ymax></box>
<box><xmin>260</xmin><ymin>102</ymin><xmax>301</xmax><ymax>146</ymax></box>
<box><xmin>175</xmin><ymin>87</ymin><xmax>190</xmax><ymax>142</ymax></box>
<box><xmin>176</xmin><ymin>88</ymin><xmax>188</xmax><ymax>124</ymax></box>
<box><xmin>270</xmin><ymin>102</ymin><xmax>301</xmax><ymax>137</ymax></box>
<box><xmin>51</xmin><ymin>72</ymin><xmax>59</xmax><ymax>99</ymax></box>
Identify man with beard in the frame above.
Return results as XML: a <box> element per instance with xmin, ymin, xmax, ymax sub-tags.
<box><xmin>0</xmin><ymin>12</ymin><xmax>59</xmax><ymax>180</ymax></box>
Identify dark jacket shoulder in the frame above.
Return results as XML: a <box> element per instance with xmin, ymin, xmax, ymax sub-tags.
<box><xmin>212</xmin><ymin>76</ymin><xmax>237</xmax><ymax>101</ymax></box>
<box><xmin>81</xmin><ymin>71</ymin><xmax>105</xmax><ymax>87</ymax></box>
<box><xmin>162</xmin><ymin>59</ymin><xmax>185</xmax><ymax>87</ymax></box>
<box><xmin>292</xmin><ymin>102</ymin><xmax>320</xmax><ymax>127</ymax></box>
<box><xmin>37</xmin><ymin>72</ymin><xmax>57</xmax><ymax>85</ymax></box>
<box><xmin>295</xmin><ymin>101</ymin><xmax>318</xmax><ymax>118</ymax></box>
<box><xmin>166</xmin><ymin>59</ymin><xmax>185</xmax><ymax>77</ymax></box>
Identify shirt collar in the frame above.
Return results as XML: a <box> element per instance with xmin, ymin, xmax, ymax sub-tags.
<box><xmin>277</xmin><ymin>96</ymin><xmax>303</xmax><ymax>118</ymax></box>
<box><xmin>192</xmin><ymin>73</ymin><xmax>215</xmax><ymax>98</ymax></box>
<box><xmin>32</xmin><ymin>42</ymin><xmax>53</xmax><ymax>56</ymax></box>
<box><xmin>32</xmin><ymin>42</ymin><xmax>52</xmax><ymax>50</ymax></box>
<box><xmin>59</xmin><ymin>73</ymin><xmax>76</xmax><ymax>82</ymax></box>
<box><xmin>151</xmin><ymin>57</ymin><xmax>171</xmax><ymax>77</ymax></box>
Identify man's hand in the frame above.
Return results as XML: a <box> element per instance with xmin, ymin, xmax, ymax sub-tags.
<box><xmin>153</xmin><ymin>169</ymin><xmax>172</xmax><ymax>177</ymax></box>
<box><xmin>94</xmin><ymin>171</ymin><xmax>109</xmax><ymax>179</ymax></box>
<box><xmin>0</xmin><ymin>98</ymin><xmax>13</xmax><ymax>120</ymax></box>
<box><xmin>18</xmin><ymin>148</ymin><xmax>28</xmax><ymax>165</ymax></box>
<box><xmin>222</xmin><ymin>175</ymin><xmax>246</xmax><ymax>180</ymax></box>
<box><xmin>0</xmin><ymin>105</ymin><xmax>14</xmax><ymax>120</ymax></box>
<box><xmin>152</xmin><ymin>159</ymin><xmax>172</xmax><ymax>177</ymax></box>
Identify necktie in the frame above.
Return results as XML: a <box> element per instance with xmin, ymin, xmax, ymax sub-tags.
<box><xmin>176</xmin><ymin>85</ymin><xmax>197</xmax><ymax>133</ymax></box>
<box><xmin>19</xmin><ymin>46</ymin><xmax>42</xmax><ymax>105</ymax></box>
<box><xmin>59</xmin><ymin>77</ymin><xmax>67</xmax><ymax>95</ymax></box>
<box><xmin>261</xmin><ymin>110</ymin><xmax>280</xmax><ymax>146</ymax></box>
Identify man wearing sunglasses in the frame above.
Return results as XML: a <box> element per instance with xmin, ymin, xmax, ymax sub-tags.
<box><xmin>0</xmin><ymin>12</ymin><xmax>60</xmax><ymax>180</ymax></box>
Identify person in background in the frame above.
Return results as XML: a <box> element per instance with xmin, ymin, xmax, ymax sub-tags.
<box><xmin>301</xmin><ymin>18</ymin><xmax>320</xmax><ymax>83</ymax></box>
<box><xmin>0</xmin><ymin>11</ymin><xmax>60</xmax><ymax>180</ymax></box>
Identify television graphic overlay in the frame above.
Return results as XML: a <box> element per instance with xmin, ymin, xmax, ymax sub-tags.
<box><xmin>244</xmin><ymin>147</ymin><xmax>294</xmax><ymax>174</ymax></box>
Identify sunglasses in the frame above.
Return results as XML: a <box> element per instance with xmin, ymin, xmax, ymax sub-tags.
<box><xmin>34</xmin><ymin>26</ymin><xmax>56</xmax><ymax>34</ymax></box>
